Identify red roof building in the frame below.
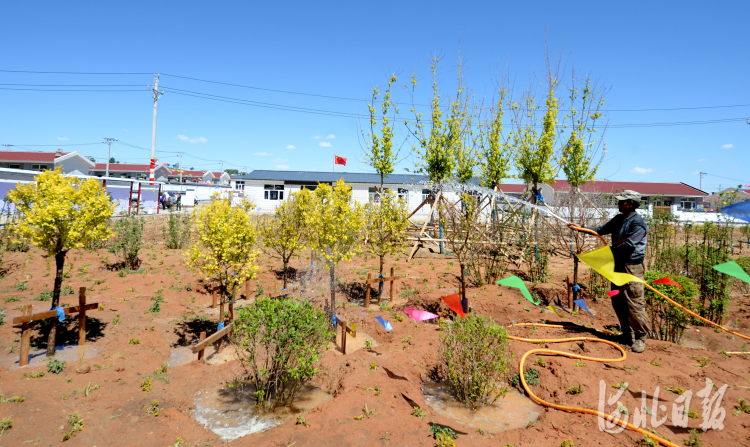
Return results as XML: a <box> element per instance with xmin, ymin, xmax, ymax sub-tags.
<box><xmin>0</xmin><ymin>149</ymin><xmax>94</xmax><ymax>174</ymax></box>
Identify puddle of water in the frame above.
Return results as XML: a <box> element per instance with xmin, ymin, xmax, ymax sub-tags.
<box><xmin>193</xmin><ymin>382</ymin><xmax>332</xmax><ymax>440</ymax></box>
<box><xmin>423</xmin><ymin>381</ymin><xmax>542</xmax><ymax>432</ymax></box>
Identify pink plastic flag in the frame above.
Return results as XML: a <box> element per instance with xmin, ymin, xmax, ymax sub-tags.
<box><xmin>404</xmin><ymin>307</ymin><xmax>439</xmax><ymax>322</ymax></box>
<box><xmin>606</xmin><ymin>290</ymin><xmax>620</xmax><ymax>298</ymax></box>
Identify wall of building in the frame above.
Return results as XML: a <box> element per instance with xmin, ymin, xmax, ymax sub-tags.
<box><xmin>55</xmin><ymin>157</ymin><xmax>91</xmax><ymax>175</ymax></box>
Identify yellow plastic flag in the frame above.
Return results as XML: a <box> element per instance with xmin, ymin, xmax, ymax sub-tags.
<box><xmin>576</xmin><ymin>246</ymin><xmax>645</xmax><ymax>287</ymax></box>
<box><xmin>546</xmin><ymin>305</ymin><xmax>564</xmax><ymax>318</ymax></box>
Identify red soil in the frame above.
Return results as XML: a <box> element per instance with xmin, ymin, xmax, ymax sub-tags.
<box><xmin>1</xmin><ymin>242</ymin><xmax>750</xmax><ymax>447</ymax></box>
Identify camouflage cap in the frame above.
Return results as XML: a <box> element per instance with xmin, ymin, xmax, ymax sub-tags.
<box><xmin>615</xmin><ymin>190</ymin><xmax>641</xmax><ymax>202</ymax></box>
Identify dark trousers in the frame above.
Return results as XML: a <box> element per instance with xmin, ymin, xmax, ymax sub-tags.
<box><xmin>611</xmin><ymin>263</ymin><xmax>651</xmax><ymax>343</ymax></box>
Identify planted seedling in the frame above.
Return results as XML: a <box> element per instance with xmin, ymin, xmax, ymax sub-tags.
<box><xmin>129</xmin><ymin>338</ymin><xmax>140</xmax><ymax>345</ymax></box>
<box><xmin>665</xmin><ymin>386</ymin><xmax>684</xmax><ymax>395</ymax></box>
<box><xmin>411</xmin><ymin>407</ymin><xmax>428</xmax><ymax>418</ymax></box>
<box><xmin>47</xmin><ymin>358</ymin><xmax>66</xmax><ymax>374</ymax></box>
<box><xmin>62</xmin><ymin>412</ymin><xmax>84</xmax><ymax>441</ymax></box>
<box><xmin>566</xmin><ymin>384</ymin><xmax>584</xmax><ymax>395</ymax></box>
<box><xmin>353</xmin><ymin>403</ymin><xmax>377</xmax><ymax>420</ymax></box>
<box><xmin>733</xmin><ymin>398</ymin><xmax>750</xmax><ymax>416</ymax></box>
<box><xmin>612</xmin><ymin>381</ymin><xmax>629</xmax><ymax>391</ymax></box>
<box><xmin>145</xmin><ymin>400</ymin><xmax>160</xmax><ymax>417</ymax></box>
<box><xmin>296</xmin><ymin>414</ymin><xmax>307</xmax><ymax>426</ymax></box>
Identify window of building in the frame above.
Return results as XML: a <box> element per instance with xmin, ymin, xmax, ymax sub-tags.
<box><xmin>422</xmin><ymin>189</ymin><xmax>431</xmax><ymax>203</ymax></box>
<box><xmin>397</xmin><ymin>188</ymin><xmax>409</xmax><ymax>204</ymax></box>
<box><xmin>301</xmin><ymin>185</ymin><xmax>318</xmax><ymax>191</ymax></box>
<box><xmin>368</xmin><ymin>187</ymin><xmax>381</xmax><ymax>202</ymax></box>
<box><xmin>681</xmin><ymin>197</ymin><xmax>696</xmax><ymax>210</ymax></box>
<box><xmin>264</xmin><ymin>184</ymin><xmax>284</xmax><ymax>200</ymax></box>
<box><xmin>235</xmin><ymin>181</ymin><xmax>245</xmax><ymax>191</ymax></box>
<box><xmin>8</xmin><ymin>164</ymin><xmax>21</xmax><ymax>169</ymax></box>
<box><xmin>31</xmin><ymin>164</ymin><xmax>49</xmax><ymax>171</ymax></box>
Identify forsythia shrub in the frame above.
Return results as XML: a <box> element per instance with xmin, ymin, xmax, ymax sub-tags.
<box><xmin>186</xmin><ymin>194</ymin><xmax>259</xmax><ymax>308</ymax></box>
<box><xmin>440</xmin><ymin>315</ymin><xmax>511</xmax><ymax>409</ymax></box>
<box><xmin>232</xmin><ymin>297</ymin><xmax>333</xmax><ymax>410</ymax></box>
<box><xmin>644</xmin><ymin>271</ymin><xmax>698</xmax><ymax>343</ymax></box>
<box><xmin>8</xmin><ymin>168</ymin><xmax>115</xmax><ymax>356</ymax></box>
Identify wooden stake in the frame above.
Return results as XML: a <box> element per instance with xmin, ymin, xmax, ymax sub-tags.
<box><xmin>341</xmin><ymin>322</ymin><xmax>347</xmax><ymax>354</ymax></box>
<box><xmin>78</xmin><ymin>287</ymin><xmax>86</xmax><ymax>363</ymax></box>
<box><xmin>389</xmin><ymin>267</ymin><xmax>394</xmax><ymax>303</ymax></box>
<box><xmin>566</xmin><ymin>277</ymin><xmax>573</xmax><ymax>310</ymax></box>
<box><xmin>245</xmin><ymin>281</ymin><xmax>250</xmax><ymax>300</ymax></box>
<box><xmin>219</xmin><ymin>300</ymin><xmax>225</xmax><ymax>323</ymax></box>
<box><xmin>228</xmin><ymin>300</ymin><xmax>234</xmax><ymax>322</ymax></box>
<box><xmin>197</xmin><ymin>332</ymin><xmax>206</xmax><ymax>361</ymax></box>
<box><xmin>19</xmin><ymin>305</ymin><xmax>32</xmax><ymax>367</ymax></box>
<box><xmin>364</xmin><ymin>272</ymin><xmax>372</xmax><ymax>309</ymax></box>
<box><xmin>212</xmin><ymin>286</ymin><xmax>218</xmax><ymax>308</ymax></box>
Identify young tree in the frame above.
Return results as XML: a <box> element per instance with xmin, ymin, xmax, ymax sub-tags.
<box><xmin>8</xmin><ymin>169</ymin><xmax>115</xmax><ymax>356</ymax></box>
<box><xmin>477</xmin><ymin>88</ymin><xmax>515</xmax><ymax>190</ymax></box>
<box><xmin>305</xmin><ymin>179</ymin><xmax>364</xmax><ymax>315</ymax></box>
<box><xmin>363</xmin><ymin>73</ymin><xmax>399</xmax><ymax>191</ymax></box>
<box><xmin>363</xmin><ymin>190</ymin><xmax>410</xmax><ymax>294</ymax></box>
<box><xmin>186</xmin><ymin>194</ymin><xmax>260</xmax><ymax>317</ymax></box>
<box><xmin>260</xmin><ymin>192</ymin><xmax>307</xmax><ymax>288</ymax></box>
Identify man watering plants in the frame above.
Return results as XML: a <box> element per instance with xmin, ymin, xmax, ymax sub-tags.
<box><xmin>569</xmin><ymin>190</ymin><xmax>650</xmax><ymax>353</ymax></box>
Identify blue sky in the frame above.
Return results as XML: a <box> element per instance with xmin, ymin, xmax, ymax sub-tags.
<box><xmin>1</xmin><ymin>1</ymin><xmax>748</xmax><ymax>192</ymax></box>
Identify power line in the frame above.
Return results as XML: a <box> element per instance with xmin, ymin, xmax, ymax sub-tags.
<box><xmin>5</xmin><ymin>70</ymin><xmax>750</xmax><ymax>112</ymax></box>
<box><xmin>0</xmin><ymin>87</ymin><xmax>143</xmax><ymax>92</ymax></box>
<box><xmin>0</xmin><ymin>84</ymin><xmax>145</xmax><ymax>87</ymax></box>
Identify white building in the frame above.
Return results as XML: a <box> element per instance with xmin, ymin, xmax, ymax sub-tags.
<box><xmin>0</xmin><ymin>149</ymin><xmax>94</xmax><ymax>175</ymax></box>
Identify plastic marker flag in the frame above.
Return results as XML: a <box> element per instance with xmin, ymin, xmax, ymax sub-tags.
<box><xmin>546</xmin><ymin>305</ymin><xmax>564</xmax><ymax>318</ymax></box>
<box><xmin>712</xmin><ymin>261</ymin><xmax>750</xmax><ymax>284</ymax></box>
<box><xmin>576</xmin><ymin>246</ymin><xmax>645</xmax><ymax>286</ymax></box>
<box><xmin>52</xmin><ymin>306</ymin><xmax>65</xmax><ymax>322</ymax></box>
<box><xmin>331</xmin><ymin>315</ymin><xmax>337</xmax><ymax>326</ymax></box>
<box><xmin>652</xmin><ymin>277</ymin><xmax>683</xmax><ymax>291</ymax></box>
<box><xmin>606</xmin><ymin>290</ymin><xmax>620</xmax><ymax>298</ymax></box>
<box><xmin>441</xmin><ymin>293</ymin><xmax>466</xmax><ymax>317</ymax></box>
<box><xmin>573</xmin><ymin>299</ymin><xmax>595</xmax><ymax>320</ymax></box>
<box><xmin>720</xmin><ymin>199</ymin><xmax>750</xmax><ymax>223</ymax></box>
<box><xmin>404</xmin><ymin>307</ymin><xmax>439</xmax><ymax>322</ymax></box>
<box><xmin>375</xmin><ymin>316</ymin><xmax>393</xmax><ymax>331</ymax></box>
<box><xmin>495</xmin><ymin>276</ymin><xmax>539</xmax><ymax>305</ymax></box>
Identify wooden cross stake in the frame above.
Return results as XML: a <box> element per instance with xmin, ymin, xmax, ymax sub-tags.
<box><xmin>337</xmin><ymin>317</ymin><xmax>357</xmax><ymax>355</ymax></box>
<box><xmin>364</xmin><ymin>268</ymin><xmax>401</xmax><ymax>308</ymax></box>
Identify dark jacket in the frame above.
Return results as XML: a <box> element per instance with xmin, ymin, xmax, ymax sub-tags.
<box><xmin>588</xmin><ymin>211</ymin><xmax>648</xmax><ymax>269</ymax></box>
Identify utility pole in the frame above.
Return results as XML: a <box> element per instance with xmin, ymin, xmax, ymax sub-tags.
<box><xmin>2</xmin><ymin>144</ymin><xmax>11</xmax><ymax>151</ymax></box>
<box><xmin>178</xmin><ymin>152</ymin><xmax>183</xmax><ymax>183</ymax></box>
<box><xmin>104</xmin><ymin>138</ymin><xmax>117</xmax><ymax>178</ymax></box>
<box><xmin>699</xmin><ymin>172</ymin><xmax>707</xmax><ymax>191</ymax></box>
<box><xmin>148</xmin><ymin>74</ymin><xmax>164</xmax><ymax>185</ymax></box>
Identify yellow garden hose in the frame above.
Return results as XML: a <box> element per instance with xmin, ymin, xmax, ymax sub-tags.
<box><xmin>507</xmin><ymin>323</ymin><xmax>680</xmax><ymax>447</ymax></box>
<box><xmin>502</xmin><ymin>224</ymin><xmax>750</xmax><ymax>446</ymax></box>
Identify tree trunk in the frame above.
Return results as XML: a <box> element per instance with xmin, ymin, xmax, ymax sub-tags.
<box><xmin>282</xmin><ymin>259</ymin><xmax>288</xmax><ymax>289</ymax></box>
<box><xmin>378</xmin><ymin>255</ymin><xmax>384</xmax><ymax>296</ymax></box>
<box><xmin>329</xmin><ymin>265</ymin><xmax>336</xmax><ymax>316</ymax></box>
<box><xmin>48</xmin><ymin>250</ymin><xmax>67</xmax><ymax>357</ymax></box>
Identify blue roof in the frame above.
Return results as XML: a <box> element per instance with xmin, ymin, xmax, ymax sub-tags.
<box><xmin>233</xmin><ymin>170</ymin><xmax>431</xmax><ymax>185</ymax></box>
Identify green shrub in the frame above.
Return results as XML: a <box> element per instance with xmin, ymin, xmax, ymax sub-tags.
<box><xmin>734</xmin><ymin>256</ymin><xmax>750</xmax><ymax>294</ymax></box>
<box><xmin>233</xmin><ymin>297</ymin><xmax>333</xmax><ymax>410</ymax></box>
<box><xmin>644</xmin><ymin>271</ymin><xmax>698</xmax><ymax>343</ymax></box>
<box><xmin>163</xmin><ymin>210</ymin><xmax>191</xmax><ymax>249</ymax></box>
<box><xmin>47</xmin><ymin>358</ymin><xmax>66</xmax><ymax>374</ymax></box>
<box><xmin>439</xmin><ymin>315</ymin><xmax>511</xmax><ymax>409</ymax></box>
<box><xmin>108</xmin><ymin>215</ymin><xmax>145</xmax><ymax>270</ymax></box>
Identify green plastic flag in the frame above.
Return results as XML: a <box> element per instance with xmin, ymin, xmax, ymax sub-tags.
<box><xmin>712</xmin><ymin>261</ymin><xmax>750</xmax><ymax>284</ymax></box>
<box><xmin>496</xmin><ymin>275</ymin><xmax>539</xmax><ymax>305</ymax></box>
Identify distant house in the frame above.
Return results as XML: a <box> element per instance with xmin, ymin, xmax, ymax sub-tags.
<box><xmin>230</xmin><ymin>170</ymin><xmax>709</xmax><ymax>214</ymax></box>
<box><xmin>0</xmin><ymin>149</ymin><xmax>94</xmax><ymax>175</ymax></box>
<box><xmin>702</xmin><ymin>187</ymin><xmax>750</xmax><ymax>210</ymax></box>
<box><xmin>90</xmin><ymin>164</ymin><xmax>231</xmax><ymax>185</ymax></box>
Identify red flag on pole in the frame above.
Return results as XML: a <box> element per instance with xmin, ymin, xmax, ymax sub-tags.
<box><xmin>334</xmin><ymin>155</ymin><xmax>347</xmax><ymax>166</ymax></box>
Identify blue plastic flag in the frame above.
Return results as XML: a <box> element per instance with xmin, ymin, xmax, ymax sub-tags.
<box><xmin>375</xmin><ymin>316</ymin><xmax>393</xmax><ymax>331</ymax></box>
<box><xmin>721</xmin><ymin>199</ymin><xmax>750</xmax><ymax>223</ymax></box>
<box><xmin>331</xmin><ymin>315</ymin><xmax>337</xmax><ymax>327</ymax></box>
<box><xmin>572</xmin><ymin>285</ymin><xmax>581</xmax><ymax>293</ymax></box>
<box><xmin>573</xmin><ymin>299</ymin><xmax>595</xmax><ymax>320</ymax></box>
<box><xmin>217</xmin><ymin>322</ymin><xmax>225</xmax><ymax>330</ymax></box>
<box><xmin>51</xmin><ymin>306</ymin><xmax>65</xmax><ymax>322</ymax></box>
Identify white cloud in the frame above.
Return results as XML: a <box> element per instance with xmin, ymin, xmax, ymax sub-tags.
<box><xmin>666</xmin><ymin>170</ymin><xmax>674</xmax><ymax>174</ymax></box>
<box><xmin>286</xmin><ymin>145</ymin><xmax>296</xmax><ymax>150</ymax></box>
<box><xmin>276</xmin><ymin>164</ymin><xmax>289</xmax><ymax>170</ymax></box>
<box><xmin>326</xmin><ymin>134</ymin><xmax>336</xmax><ymax>139</ymax></box>
<box><xmin>697</xmin><ymin>158</ymin><xmax>707</xmax><ymax>162</ymax></box>
<box><xmin>721</xmin><ymin>143</ymin><xmax>734</xmax><ymax>149</ymax></box>
<box><xmin>319</xmin><ymin>141</ymin><xmax>331</xmax><ymax>147</ymax></box>
<box><xmin>57</xmin><ymin>137</ymin><xmax>69</xmax><ymax>141</ymax></box>
<box><xmin>177</xmin><ymin>135</ymin><xmax>207</xmax><ymax>143</ymax></box>
<box><xmin>630</xmin><ymin>167</ymin><xmax>653</xmax><ymax>175</ymax></box>
<box><xmin>253</xmin><ymin>152</ymin><xmax>273</xmax><ymax>156</ymax></box>
<box><xmin>312</xmin><ymin>136</ymin><xmax>322</xmax><ymax>139</ymax></box>
<box><xmin>691</xmin><ymin>170</ymin><xmax>700</xmax><ymax>175</ymax></box>
<box><xmin>273</xmin><ymin>158</ymin><xmax>288</xmax><ymax>163</ymax></box>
